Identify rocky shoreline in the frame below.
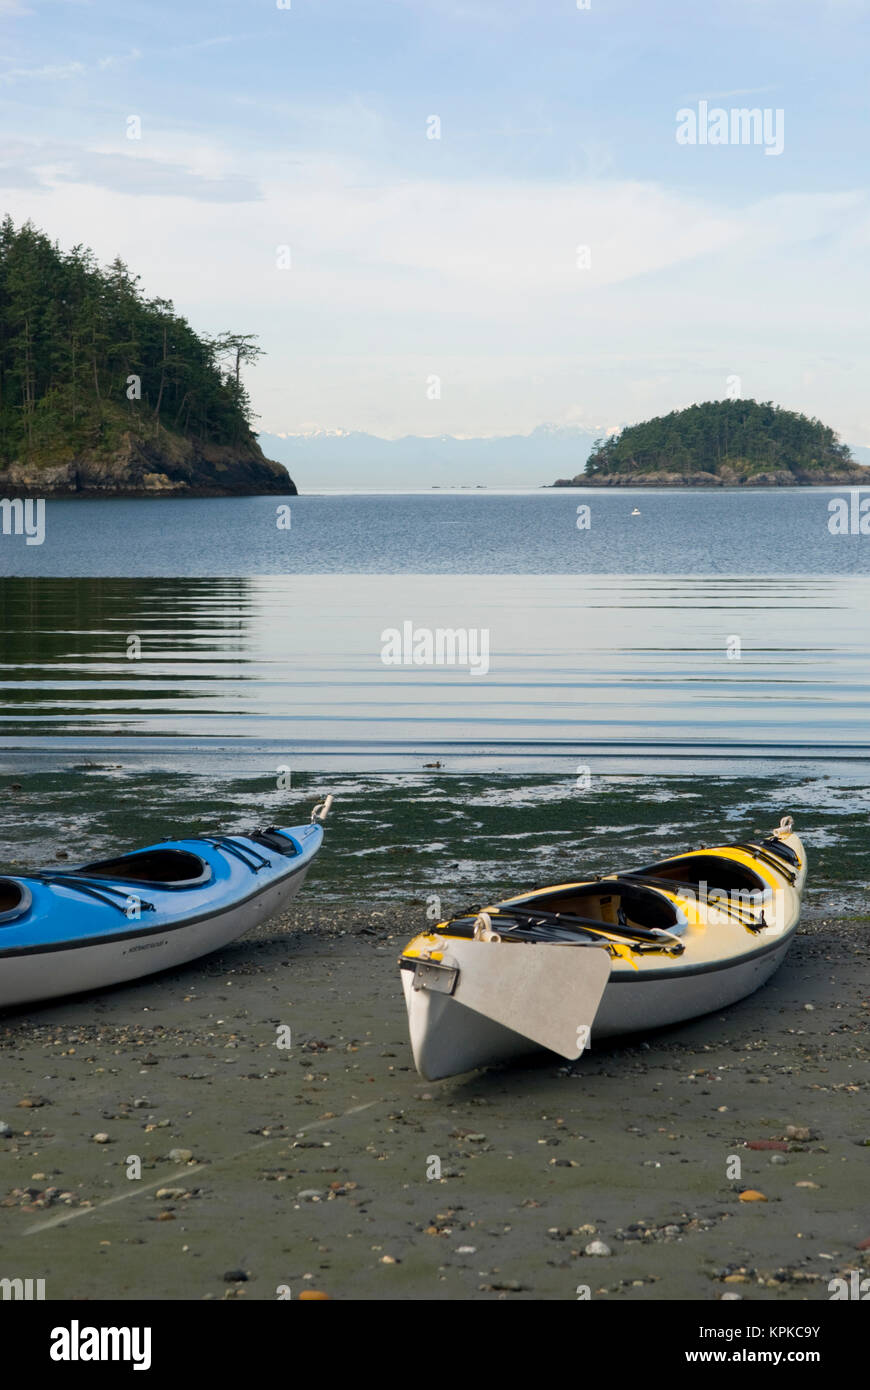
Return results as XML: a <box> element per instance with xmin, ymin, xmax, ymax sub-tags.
<box><xmin>552</xmin><ymin>467</ymin><xmax>868</xmax><ymax>488</ymax></box>
<box><xmin>0</xmin><ymin>431</ymin><xmax>295</xmax><ymax>498</ymax></box>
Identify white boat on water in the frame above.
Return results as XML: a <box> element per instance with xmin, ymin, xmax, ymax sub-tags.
<box><xmin>399</xmin><ymin>817</ymin><xmax>806</xmax><ymax>1080</ymax></box>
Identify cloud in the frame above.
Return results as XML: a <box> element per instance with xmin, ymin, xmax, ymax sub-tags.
<box><xmin>0</xmin><ymin>48</ymin><xmax>139</xmax><ymax>84</ymax></box>
<box><xmin>52</xmin><ymin>150</ymin><xmax>262</xmax><ymax>202</ymax></box>
<box><xmin>97</xmin><ymin>49</ymin><xmax>142</xmax><ymax>70</ymax></box>
<box><xmin>684</xmin><ymin>88</ymin><xmax>778</xmax><ymax>101</ymax></box>
<box><xmin>0</xmin><ymin>61</ymin><xmax>86</xmax><ymax>83</ymax></box>
<box><xmin>0</xmin><ymin>139</ymin><xmax>262</xmax><ymax>201</ymax></box>
<box><xmin>243</xmin><ymin>170</ymin><xmax>742</xmax><ymax>309</ymax></box>
<box><xmin>3</xmin><ymin>145</ymin><xmax>868</xmax><ymax>439</ymax></box>
<box><xmin>172</xmin><ymin>35</ymin><xmax>253</xmax><ymax>53</ymax></box>
<box><xmin>0</xmin><ymin>161</ymin><xmax>43</xmax><ymax>189</ymax></box>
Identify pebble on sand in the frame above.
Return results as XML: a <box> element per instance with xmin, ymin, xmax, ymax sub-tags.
<box><xmin>584</xmin><ymin>1240</ymin><xmax>611</xmax><ymax>1256</ymax></box>
<box><xmin>93</xmin><ymin>1133</ymin><xmax>111</xmax><ymax>1144</ymax></box>
<box><xmin>298</xmin><ymin>1290</ymin><xmax>330</xmax><ymax>1300</ymax></box>
<box><xmin>168</xmin><ymin>1148</ymin><xmax>194</xmax><ymax>1163</ymax></box>
<box><xmin>738</xmin><ymin>1190</ymin><xmax>768</xmax><ymax>1202</ymax></box>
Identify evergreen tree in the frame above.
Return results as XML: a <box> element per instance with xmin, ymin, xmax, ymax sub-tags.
<box><xmin>0</xmin><ymin>218</ymin><xmax>263</xmax><ymax>466</ymax></box>
<box><xmin>583</xmin><ymin>400</ymin><xmax>855</xmax><ymax>478</ymax></box>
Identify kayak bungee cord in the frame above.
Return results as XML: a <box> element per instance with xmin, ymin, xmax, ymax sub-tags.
<box><xmin>481</xmin><ymin>902</ymin><xmax>687</xmax><ymax>954</ymax></box>
<box><xmin>29</xmin><ymin>874</ymin><xmax>156</xmax><ymax>914</ymax></box>
<box><xmin>440</xmin><ymin>903</ymin><xmax>686</xmax><ymax>955</ymax></box>
<box><xmin>723</xmin><ymin>842</ymin><xmax>798</xmax><ymax>884</ymax></box>
<box><xmin>195</xmin><ymin>836</ymin><xmax>273</xmax><ymax>872</ymax></box>
<box><xmin>28</xmin><ymin>836</ymin><xmax>279</xmax><ymax>917</ymax></box>
<box><xmin>614</xmin><ymin>872</ymin><xmax>766</xmax><ymax>931</ymax></box>
<box><xmin>758</xmin><ymin>837</ymin><xmax>799</xmax><ymax>866</ymax></box>
<box><xmin>443</xmin><ymin>833</ymin><xmax>797</xmax><ymax>948</ymax></box>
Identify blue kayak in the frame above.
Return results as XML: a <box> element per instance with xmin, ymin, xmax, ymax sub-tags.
<box><xmin>0</xmin><ymin>798</ymin><xmax>331</xmax><ymax>1008</ymax></box>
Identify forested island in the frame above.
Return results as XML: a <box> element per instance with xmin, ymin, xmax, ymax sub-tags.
<box><xmin>0</xmin><ymin>218</ymin><xmax>294</xmax><ymax>496</ymax></box>
<box><xmin>552</xmin><ymin>401</ymin><xmax>866</xmax><ymax>488</ymax></box>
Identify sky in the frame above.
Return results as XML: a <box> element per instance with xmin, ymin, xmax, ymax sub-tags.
<box><xmin>1</xmin><ymin>0</ymin><xmax>869</xmax><ymax>447</ymax></box>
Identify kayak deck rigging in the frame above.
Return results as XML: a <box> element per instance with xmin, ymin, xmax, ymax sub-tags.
<box><xmin>29</xmin><ymin>874</ymin><xmax>157</xmax><ymax>914</ymax></box>
<box><xmin>438</xmin><ymin>879</ymin><xmax>689</xmax><ymax>955</ymax></box>
<box><xmin>0</xmin><ymin>801</ymin><xmax>333</xmax><ymax>1009</ymax></box>
<box><xmin>399</xmin><ymin>817</ymin><xmax>807</xmax><ymax>1079</ymax></box>
<box><xmin>28</xmin><ymin>827</ymin><xmax>303</xmax><ymax>901</ymax></box>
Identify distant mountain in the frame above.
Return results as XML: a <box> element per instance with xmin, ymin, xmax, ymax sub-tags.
<box><xmin>258</xmin><ymin>417</ymin><xmax>870</xmax><ymax>490</ymax></box>
<box><xmin>257</xmin><ymin>423</ymin><xmax>600</xmax><ymax>488</ymax></box>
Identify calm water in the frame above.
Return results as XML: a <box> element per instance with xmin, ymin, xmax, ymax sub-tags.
<box><xmin>1</xmin><ymin>573</ymin><xmax>869</xmax><ymax>767</ymax></box>
<box><xmin>2</xmin><ymin>491</ymin><xmax>869</xmax><ymax>899</ymax></box>
<box><xmin>2</xmin><ymin>488</ymin><xmax>870</xmax><ymax>576</ymax></box>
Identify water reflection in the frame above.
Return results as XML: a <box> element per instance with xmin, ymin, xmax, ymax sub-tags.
<box><xmin>1</xmin><ymin>574</ymin><xmax>868</xmax><ymax>765</ymax></box>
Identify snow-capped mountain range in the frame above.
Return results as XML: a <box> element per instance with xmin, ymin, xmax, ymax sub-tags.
<box><xmin>258</xmin><ymin>423</ymin><xmax>604</xmax><ymax>488</ymax></box>
<box><xmin>258</xmin><ymin>424</ymin><xmax>870</xmax><ymax>490</ymax></box>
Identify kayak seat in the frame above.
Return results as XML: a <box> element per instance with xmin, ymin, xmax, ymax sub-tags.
<box><xmin>69</xmin><ymin>848</ymin><xmax>211</xmax><ymax>890</ymax></box>
<box><xmin>0</xmin><ymin>878</ymin><xmax>32</xmax><ymax>924</ymax></box>
<box><xmin>540</xmin><ymin>881</ymin><xmax>682</xmax><ymax>932</ymax></box>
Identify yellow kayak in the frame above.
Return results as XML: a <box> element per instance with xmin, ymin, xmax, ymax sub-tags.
<box><xmin>399</xmin><ymin>816</ymin><xmax>806</xmax><ymax>1079</ymax></box>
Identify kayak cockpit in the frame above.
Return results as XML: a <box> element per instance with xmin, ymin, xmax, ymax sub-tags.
<box><xmin>69</xmin><ymin>847</ymin><xmax>211</xmax><ymax>889</ymax></box>
<box><xmin>0</xmin><ymin>878</ymin><xmax>32</xmax><ymax>924</ymax></box>
<box><xmin>625</xmin><ymin>853</ymin><xmax>768</xmax><ymax>897</ymax></box>
<box><xmin>512</xmin><ymin>881</ymin><xmax>683</xmax><ymax>930</ymax></box>
<box><xmin>447</xmin><ymin>880</ymin><xmax>686</xmax><ymax>944</ymax></box>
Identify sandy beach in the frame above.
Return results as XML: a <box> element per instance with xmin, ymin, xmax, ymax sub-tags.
<box><xmin>2</xmin><ymin>902</ymin><xmax>867</xmax><ymax>1302</ymax></box>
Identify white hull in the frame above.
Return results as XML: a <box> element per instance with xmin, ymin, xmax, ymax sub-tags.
<box><xmin>401</xmin><ymin>825</ymin><xmax>807</xmax><ymax>1080</ymax></box>
<box><xmin>0</xmin><ymin>866</ymin><xmax>309</xmax><ymax>1010</ymax></box>
<box><xmin>401</xmin><ymin>930</ymin><xmax>794</xmax><ymax>1080</ymax></box>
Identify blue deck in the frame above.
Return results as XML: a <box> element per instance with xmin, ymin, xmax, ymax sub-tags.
<box><xmin>0</xmin><ymin>822</ymin><xmax>323</xmax><ymax>955</ymax></box>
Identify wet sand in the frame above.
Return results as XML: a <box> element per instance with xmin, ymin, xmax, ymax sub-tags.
<box><xmin>2</xmin><ymin>905</ymin><xmax>868</xmax><ymax>1301</ymax></box>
